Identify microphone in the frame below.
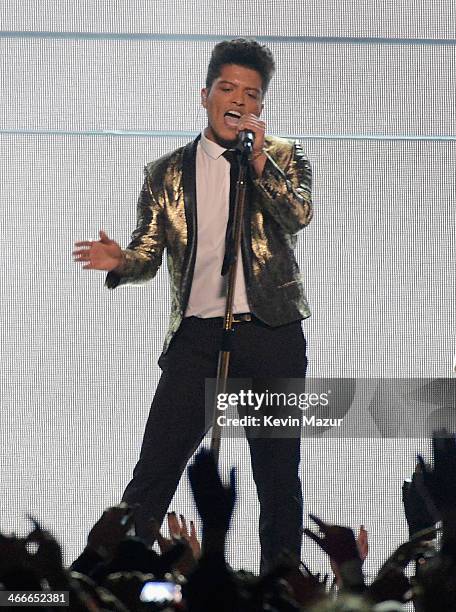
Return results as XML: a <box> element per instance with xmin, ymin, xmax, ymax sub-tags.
<box><xmin>238</xmin><ymin>130</ymin><xmax>255</xmax><ymax>152</ymax></box>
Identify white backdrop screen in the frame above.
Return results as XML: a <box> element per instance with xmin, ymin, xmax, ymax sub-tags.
<box><xmin>1</xmin><ymin>2</ymin><xmax>455</xmax><ymax>575</ymax></box>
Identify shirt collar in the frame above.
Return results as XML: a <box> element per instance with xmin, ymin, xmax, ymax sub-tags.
<box><xmin>200</xmin><ymin>131</ymin><xmax>231</xmax><ymax>160</ymax></box>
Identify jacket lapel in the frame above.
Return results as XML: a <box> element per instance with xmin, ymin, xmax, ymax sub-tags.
<box><xmin>180</xmin><ymin>135</ymin><xmax>200</xmax><ymax>311</ymax></box>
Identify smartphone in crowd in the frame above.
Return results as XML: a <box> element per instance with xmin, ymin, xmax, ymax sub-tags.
<box><xmin>140</xmin><ymin>581</ymin><xmax>182</xmax><ymax>605</ymax></box>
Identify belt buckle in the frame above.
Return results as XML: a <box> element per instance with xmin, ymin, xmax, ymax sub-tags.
<box><xmin>232</xmin><ymin>313</ymin><xmax>252</xmax><ymax>324</ymax></box>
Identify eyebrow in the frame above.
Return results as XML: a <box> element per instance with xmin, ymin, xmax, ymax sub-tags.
<box><xmin>218</xmin><ymin>80</ymin><xmax>262</xmax><ymax>94</ymax></box>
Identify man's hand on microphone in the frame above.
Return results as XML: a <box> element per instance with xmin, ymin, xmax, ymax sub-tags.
<box><xmin>73</xmin><ymin>230</ymin><xmax>125</xmax><ymax>271</ymax></box>
<box><xmin>237</xmin><ymin>113</ymin><xmax>267</xmax><ymax>176</ymax></box>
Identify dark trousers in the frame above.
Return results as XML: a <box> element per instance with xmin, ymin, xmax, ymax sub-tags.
<box><xmin>122</xmin><ymin>315</ymin><xmax>308</xmax><ymax>573</ymax></box>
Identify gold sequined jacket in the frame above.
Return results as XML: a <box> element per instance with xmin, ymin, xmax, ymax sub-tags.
<box><xmin>105</xmin><ymin>135</ymin><xmax>312</xmax><ymax>355</ymax></box>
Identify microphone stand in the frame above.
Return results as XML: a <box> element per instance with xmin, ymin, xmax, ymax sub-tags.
<box><xmin>209</xmin><ymin>143</ymin><xmax>251</xmax><ymax>465</ymax></box>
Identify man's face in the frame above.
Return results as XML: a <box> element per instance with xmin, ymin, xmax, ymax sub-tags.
<box><xmin>201</xmin><ymin>64</ymin><xmax>264</xmax><ymax>148</ymax></box>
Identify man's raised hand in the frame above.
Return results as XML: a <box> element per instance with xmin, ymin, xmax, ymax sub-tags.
<box><xmin>73</xmin><ymin>230</ymin><xmax>124</xmax><ymax>271</ymax></box>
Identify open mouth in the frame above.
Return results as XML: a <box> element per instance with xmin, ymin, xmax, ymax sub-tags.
<box><xmin>224</xmin><ymin>110</ymin><xmax>241</xmax><ymax>128</ymax></box>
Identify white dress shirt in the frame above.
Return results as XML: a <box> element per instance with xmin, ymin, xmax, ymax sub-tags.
<box><xmin>185</xmin><ymin>132</ymin><xmax>250</xmax><ymax>318</ymax></box>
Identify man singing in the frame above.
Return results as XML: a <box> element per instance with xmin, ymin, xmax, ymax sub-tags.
<box><xmin>74</xmin><ymin>38</ymin><xmax>312</xmax><ymax>572</ymax></box>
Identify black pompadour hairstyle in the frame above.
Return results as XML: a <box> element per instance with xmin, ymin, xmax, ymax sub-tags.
<box><xmin>205</xmin><ymin>38</ymin><xmax>276</xmax><ymax>95</ymax></box>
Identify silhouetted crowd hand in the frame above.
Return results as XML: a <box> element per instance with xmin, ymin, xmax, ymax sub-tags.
<box><xmin>3</xmin><ymin>433</ymin><xmax>456</xmax><ymax>610</ymax></box>
<box><xmin>418</xmin><ymin>430</ymin><xmax>456</xmax><ymax>556</ymax></box>
<box><xmin>188</xmin><ymin>448</ymin><xmax>236</xmax><ymax>535</ymax></box>
<box><xmin>402</xmin><ymin>463</ymin><xmax>439</xmax><ymax>539</ymax></box>
<box><xmin>418</xmin><ymin>430</ymin><xmax>456</xmax><ymax>512</ymax></box>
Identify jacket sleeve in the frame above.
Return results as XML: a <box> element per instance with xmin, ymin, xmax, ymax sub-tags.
<box><xmin>105</xmin><ymin>169</ymin><xmax>166</xmax><ymax>289</ymax></box>
<box><xmin>250</xmin><ymin>140</ymin><xmax>312</xmax><ymax>235</ymax></box>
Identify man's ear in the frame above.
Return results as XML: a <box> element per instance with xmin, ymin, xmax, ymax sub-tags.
<box><xmin>201</xmin><ymin>88</ymin><xmax>208</xmax><ymax>108</ymax></box>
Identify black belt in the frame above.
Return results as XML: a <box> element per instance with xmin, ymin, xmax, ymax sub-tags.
<box><xmin>185</xmin><ymin>313</ymin><xmax>253</xmax><ymax>325</ymax></box>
